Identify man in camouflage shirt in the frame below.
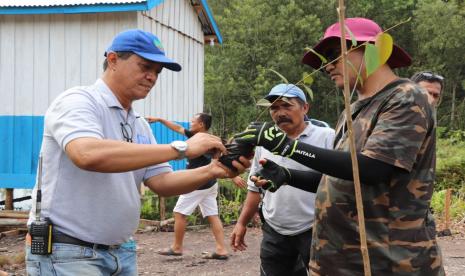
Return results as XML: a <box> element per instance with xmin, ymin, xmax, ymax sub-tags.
<box><xmin>235</xmin><ymin>18</ymin><xmax>444</xmax><ymax>275</ymax></box>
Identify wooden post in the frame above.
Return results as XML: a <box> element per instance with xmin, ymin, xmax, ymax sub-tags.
<box><xmin>445</xmin><ymin>188</ymin><xmax>452</xmax><ymax>230</ymax></box>
<box><xmin>5</xmin><ymin>189</ymin><xmax>14</xmax><ymax>210</ymax></box>
<box><xmin>337</xmin><ymin>1</ymin><xmax>371</xmax><ymax>275</ymax></box>
<box><xmin>159</xmin><ymin>197</ymin><xmax>166</xmax><ymax>221</ymax></box>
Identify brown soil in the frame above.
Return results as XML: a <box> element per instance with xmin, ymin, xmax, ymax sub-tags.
<box><xmin>1</xmin><ymin>225</ymin><xmax>464</xmax><ymax>275</ymax></box>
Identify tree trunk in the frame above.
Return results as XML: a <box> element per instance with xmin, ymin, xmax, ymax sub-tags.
<box><xmin>5</xmin><ymin>189</ymin><xmax>14</xmax><ymax>210</ymax></box>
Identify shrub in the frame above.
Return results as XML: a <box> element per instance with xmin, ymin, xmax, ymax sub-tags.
<box><xmin>430</xmin><ymin>189</ymin><xmax>465</xmax><ymax>221</ymax></box>
<box><xmin>435</xmin><ymin>130</ymin><xmax>465</xmax><ymax>191</ymax></box>
<box><xmin>140</xmin><ymin>190</ymin><xmax>178</xmax><ymax>220</ymax></box>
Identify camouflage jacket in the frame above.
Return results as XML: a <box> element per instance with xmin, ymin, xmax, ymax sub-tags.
<box><xmin>310</xmin><ymin>79</ymin><xmax>445</xmax><ymax>276</ymax></box>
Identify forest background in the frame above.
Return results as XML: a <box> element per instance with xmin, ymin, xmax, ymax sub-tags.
<box><xmin>141</xmin><ymin>0</ymin><xmax>465</xmax><ymax>226</ymax></box>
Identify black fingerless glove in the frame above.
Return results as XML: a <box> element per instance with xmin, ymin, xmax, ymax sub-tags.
<box><xmin>253</xmin><ymin>159</ymin><xmax>291</xmax><ymax>192</ymax></box>
<box><xmin>234</xmin><ymin>122</ymin><xmax>296</xmax><ymax>156</ymax></box>
<box><xmin>218</xmin><ymin>140</ymin><xmax>254</xmax><ymax>171</ymax></box>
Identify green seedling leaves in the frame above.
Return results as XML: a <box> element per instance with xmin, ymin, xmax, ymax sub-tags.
<box><xmin>302</xmin><ymin>72</ymin><xmax>314</xmax><ymax>85</ymax></box>
<box><xmin>267</xmin><ymin>68</ymin><xmax>289</xmax><ymax>84</ymax></box>
<box><xmin>364</xmin><ymin>44</ymin><xmax>380</xmax><ymax>77</ymax></box>
<box><xmin>363</xmin><ymin>33</ymin><xmax>394</xmax><ymax>77</ymax></box>
<box><xmin>375</xmin><ymin>33</ymin><xmax>393</xmax><ymax>65</ymax></box>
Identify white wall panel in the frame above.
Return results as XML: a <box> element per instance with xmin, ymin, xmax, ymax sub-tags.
<box><xmin>48</xmin><ymin>14</ymin><xmax>66</xmax><ymax>101</ymax></box>
<box><xmin>64</xmin><ymin>13</ymin><xmax>82</xmax><ymax>89</ymax></box>
<box><xmin>0</xmin><ymin>15</ymin><xmax>16</xmax><ymax>115</ymax></box>
<box><xmin>0</xmin><ymin>1</ymin><xmax>205</xmax><ymax>122</ymax></box>
<box><xmin>80</xmin><ymin>13</ymin><xmax>98</xmax><ymax>84</ymax></box>
<box><xmin>33</xmin><ymin>14</ymin><xmax>50</xmax><ymax>115</ymax></box>
<box><xmin>15</xmin><ymin>15</ymin><xmax>34</xmax><ymax>115</ymax></box>
<box><xmin>0</xmin><ymin>12</ymin><xmax>136</xmax><ymax>116</ymax></box>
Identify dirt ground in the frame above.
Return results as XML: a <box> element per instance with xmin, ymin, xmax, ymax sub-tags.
<box><xmin>1</xmin><ymin>225</ymin><xmax>464</xmax><ymax>275</ymax></box>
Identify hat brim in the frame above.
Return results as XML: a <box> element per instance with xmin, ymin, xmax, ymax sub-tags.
<box><xmin>256</xmin><ymin>96</ymin><xmax>295</xmax><ymax>107</ymax></box>
<box><xmin>136</xmin><ymin>51</ymin><xmax>182</xmax><ymax>72</ymax></box>
<box><xmin>302</xmin><ymin>36</ymin><xmax>412</xmax><ymax>70</ymax></box>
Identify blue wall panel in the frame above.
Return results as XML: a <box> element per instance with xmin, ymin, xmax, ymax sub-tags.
<box><xmin>149</xmin><ymin>121</ymin><xmax>189</xmax><ymax>171</ymax></box>
<box><xmin>0</xmin><ymin>116</ymin><xmax>44</xmax><ymax>189</ymax></box>
<box><xmin>0</xmin><ymin>116</ymin><xmax>188</xmax><ymax>189</ymax></box>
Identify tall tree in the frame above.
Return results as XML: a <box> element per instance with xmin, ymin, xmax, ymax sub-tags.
<box><xmin>413</xmin><ymin>0</ymin><xmax>465</xmax><ymax>128</ymax></box>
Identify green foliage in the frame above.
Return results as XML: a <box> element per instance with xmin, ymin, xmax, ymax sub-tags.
<box><xmin>430</xmin><ymin>190</ymin><xmax>465</xmax><ymax>221</ymax></box>
<box><xmin>364</xmin><ymin>44</ymin><xmax>380</xmax><ymax>76</ymax></box>
<box><xmin>413</xmin><ymin>0</ymin><xmax>465</xmax><ymax>129</ymax></box>
<box><xmin>218</xmin><ymin>177</ymin><xmax>248</xmax><ymax>225</ymax></box>
<box><xmin>205</xmin><ymin>0</ymin><xmax>465</xmax><ymax>136</ymax></box>
<box><xmin>140</xmin><ymin>178</ymin><xmax>249</xmax><ymax>226</ymax></box>
<box><xmin>435</xmin><ymin>130</ymin><xmax>465</xmax><ymax>191</ymax></box>
<box><xmin>218</xmin><ymin>194</ymin><xmax>243</xmax><ymax>225</ymax></box>
<box><xmin>205</xmin><ymin>0</ymin><xmax>333</xmax><ymax>137</ymax></box>
<box><xmin>140</xmin><ymin>190</ymin><xmax>178</xmax><ymax>220</ymax></box>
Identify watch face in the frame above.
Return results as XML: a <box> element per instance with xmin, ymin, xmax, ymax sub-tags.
<box><xmin>172</xmin><ymin>141</ymin><xmax>188</xmax><ymax>151</ymax></box>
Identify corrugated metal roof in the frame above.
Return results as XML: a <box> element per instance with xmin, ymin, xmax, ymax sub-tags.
<box><xmin>0</xmin><ymin>0</ymin><xmax>222</xmax><ymax>44</ymax></box>
<box><xmin>0</xmin><ymin>1</ymin><xmax>145</xmax><ymax>7</ymax></box>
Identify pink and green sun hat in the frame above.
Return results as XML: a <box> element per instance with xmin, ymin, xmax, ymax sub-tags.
<box><xmin>302</xmin><ymin>17</ymin><xmax>412</xmax><ymax>69</ymax></box>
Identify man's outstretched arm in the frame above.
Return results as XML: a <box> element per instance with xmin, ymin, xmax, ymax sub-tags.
<box><xmin>146</xmin><ymin>116</ymin><xmax>185</xmax><ymax>135</ymax></box>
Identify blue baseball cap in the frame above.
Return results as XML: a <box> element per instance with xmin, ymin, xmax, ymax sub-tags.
<box><xmin>256</xmin><ymin>84</ymin><xmax>307</xmax><ymax>106</ymax></box>
<box><xmin>105</xmin><ymin>29</ymin><xmax>181</xmax><ymax>72</ymax></box>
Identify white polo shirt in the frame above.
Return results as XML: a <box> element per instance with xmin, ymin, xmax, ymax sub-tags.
<box><xmin>28</xmin><ymin>79</ymin><xmax>172</xmax><ymax>245</ymax></box>
<box><xmin>248</xmin><ymin>122</ymin><xmax>335</xmax><ymax>235</ymax></box>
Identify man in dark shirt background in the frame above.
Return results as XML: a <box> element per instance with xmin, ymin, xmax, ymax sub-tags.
<box><xmin>147</xmin><ymin>113</ymin><xmax>246</xmax><ymax>260</ymax></box>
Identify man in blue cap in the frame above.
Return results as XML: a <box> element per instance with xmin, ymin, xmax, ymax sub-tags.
<box><xmin>25</xmin><ymin>29</ymin><xmax>250</xmax><ymax>275</ymax></box>
<box><xmin>231</xmin><ymin>83</ymin><xmax>334</xmax><ymax>275</ymax></box>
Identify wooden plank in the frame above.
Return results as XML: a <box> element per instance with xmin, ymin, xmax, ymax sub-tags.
<box><xmin>0</xmin><ymin>218</ymin><xmax>27</xmax><ymax>226</ymax></box>
<box><xmin>0</xmin><ymin>211</ymin><xmax>29</xmax><ymax>219</ymax></box>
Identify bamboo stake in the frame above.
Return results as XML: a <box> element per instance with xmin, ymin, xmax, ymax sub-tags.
<box><xmin>337</xmin><ymin>1</ymin><xmax>371</xmax><ymax>275</ymax></box>
<box><xmin>445</xmin><ymin>188</ymin><xmax>452</xmax><ymax>230</ymax></box>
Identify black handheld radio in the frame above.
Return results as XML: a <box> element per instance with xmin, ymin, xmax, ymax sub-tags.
<box><xmin>30</xmin><ymin>156</ymin><xmax>53</xmax><ymax>255</ymax></box>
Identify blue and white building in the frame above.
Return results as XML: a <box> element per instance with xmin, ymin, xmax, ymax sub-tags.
<box><xmin>0</xmin><ymin>0</ymin><xmax>222</xmax><ymax>191</ymax></box>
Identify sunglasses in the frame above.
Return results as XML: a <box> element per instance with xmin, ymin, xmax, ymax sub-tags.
<box><xmin>324</xmin><ymin>47</ymin><xmax>342</xmax><ymax>63</ymax></box>
<box><xmin>120</xmin><ymin>122</ymin><xmax>133</xmax><ymax>143</ymax></box>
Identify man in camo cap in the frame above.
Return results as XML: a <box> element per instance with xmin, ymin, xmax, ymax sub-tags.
<box><xmin>234</xmin><ymin>17</ymin><xmax>444</xmax><ymax>275</ymax></box>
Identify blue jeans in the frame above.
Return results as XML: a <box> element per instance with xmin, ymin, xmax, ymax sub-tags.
<box><xmin>26</xmin><ymin>240</ymin><xmax>137</xmax><ymax>276</ymax></box>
